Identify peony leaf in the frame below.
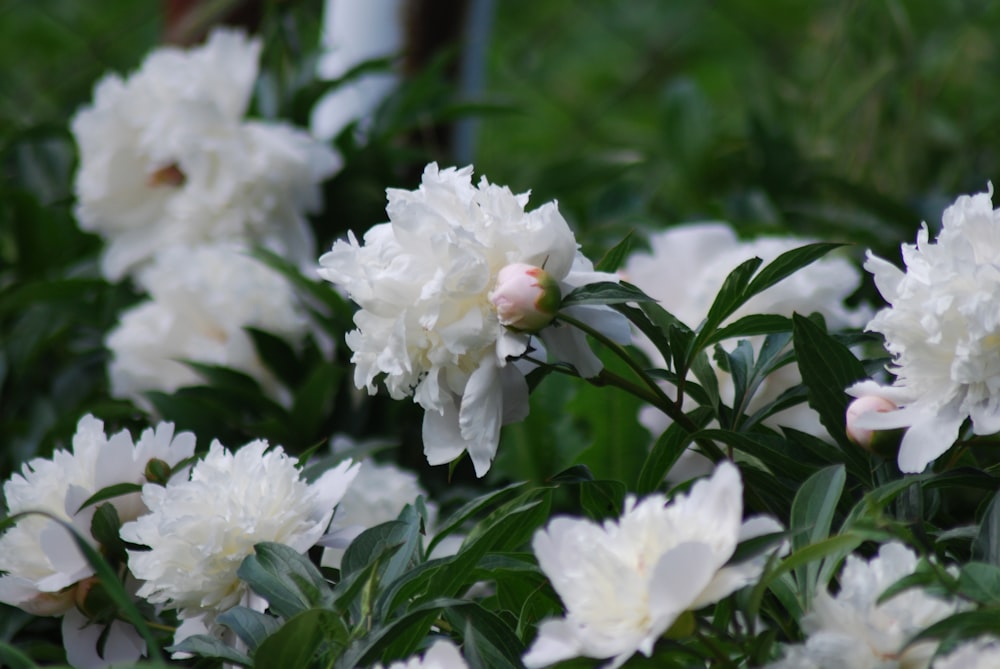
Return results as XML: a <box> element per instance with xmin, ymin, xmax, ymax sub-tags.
<box><xmin>238</xmin><ymin>542</ymin><xmax>334</xmax><ymax>619</ymax></box>
<box><xmin>594</xmin><ymin>231</ymin><xmax>636</xmax><ymax>273</ymax></box>
<box><xmin>955</xmin><ymin>562</ymin><xmax>1000</xmax><ymax>606</ymax></box>
<box><xmin>451</xmin><ymin>604</ymin><xmax>525</xmax><ymax>669</ymax></box>
<box><xmin>636</xmin><ymin>409</ymin><xmax>711</xmax><ymax>494</ymax></box>
<box><xmin>790</xmin><ymin>465</ymin><xmax>846</xmax><ymax>608</ymax></box>
<box><xmin>77</xmin><ymin>482</ymin><xmax>143</xmax><ymax>512</ymax></box>
<box><xmin>253</xmin><ymin>609</ymin><xmax>350</xmax><ymax>669</ymax></box>
<box><xmin>791</xmin><ymin>313</ymin><xmax>867</xmax><ymax>448</ymax></box>
<box><xmin>425</xmin><ymin>483</ymin><xmax>528</xmax><ymax>558</ymax></box>
<box><xmin>705</xmin><ymin>314</ymin><xmax>794</xmax><ymax>347</ymax></box>
<box><xmin>973</xmin><ymin>491</ymin><xmax>1000</xmax><ymax>566</ymax></box>
<box><xmin>906</xmin><ymin>610</ymin><xmax>1000</xmax><ymax>650</ymax></box>
<box><xmin>0</xmin><ymin>640</ymin><xmax>35</xmax><ymax>669</ymax></box>
<box><xmin>90</xmin><ymin>503</ymin><xmax>126</xmax><ymax>565</ymax></box>
<box><xmin>217</xmin><ymin>606</ymin><xmax>283</xmax><ymax>652</ymax></box>
<box><xmin>743</xmin><ymin>242</ymin><xmax>846</xmax><ymax>301</ymax></box>
<box><xmin>560</xmin><ymin>281</ymin><xmax>656</xmax><ymax>307</ymax></box>
<box><xmin>578</xmin><ymin>479</ymin><xmax>627</xmax><ymax>521</ymax></box>
<box><xmin>169</xmin><ymin>634</ymin><xmax>252</xmax><ymax>666</ymax></box>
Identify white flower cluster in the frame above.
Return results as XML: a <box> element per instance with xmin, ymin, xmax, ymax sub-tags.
<box><xmin>524</xmin><ymin>462</ymin><xmax>782</xmax><ymax>668</ymax></box>
<box><xmin>849</xmin><ymin>186</ymin><xmax>1000</xmax><ymax>472</ymax></box>
<box><xmin>106</xmin><ymin>244</ymin><xmax>307</xmax><ymax>406</ymax></box>
<box><xmin>72</xmin><ymin>28</ymin><xmax>341</xmax><ymax>281</ymax></box>
<box><xmin>0</xmin><ymin>415</ymin><xmax>195</xmax><ymax>668</ymax></box>
<box><xmin>120</xmin><ymin>440</ymin><xmax>359</xmax><ymax>645</ymax></box>
<box><xmin>769</xmin><ymin>542</ymin><xmax>962</xmax><ymax>669</ymax></box>
<box><xmin>319</xmin><ymin>163</ymin><xmax>628</xmax><ymax>476</ymax></box>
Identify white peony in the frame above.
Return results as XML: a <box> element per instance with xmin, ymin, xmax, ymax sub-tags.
<box><xmin>120</xmin><ymin>440</ymin><xmax>359</xmax><ymax>643</ymax></box>
<box><xmin>768</xmin><ymin>542</ymin><xmax>961</xmax><ymax>669</ymax></box>
<box><xmin>106</xmin><ymin>244</ymin><xmax>307</xmax><ymax>407</ymax></box>
<box><xmin>848</xmin><ymin>186</ymin><xmax>1000</xmax><ymax>472</ymax></box>
<box><xmin>523</xmin><ymin>461</ymin><xmax>782</xmax><ymax>669</ymax></box>
<box><xmin>932</xmin><ymin>637</ymin><xmax>1000</xmax><ymax>669</ymax></box>
<box><xmin>0</xmin><ymin>415</ymin><xmax>194</xmax><ymax>668</ymax></box>
<box><xmin>318</xmin><ymin>163</ymin><xmax>628</xmax><ymax>477</ymax></box>
<box><xmin>71</xmin><ymin>27</ymin><xmax>341</xmax><ymax>280</ymax></box>
<box><xmin>372</xmin><ymin>639</ymin><xmax>469</xmax><ymax>669</ymax></box>
<box><xmin>623</xmin><ymin>223</ymin><xmax>869</xmax><ymax>479</ymax></box>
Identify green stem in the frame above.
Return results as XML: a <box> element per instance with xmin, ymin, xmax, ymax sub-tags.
<box><xmin>554</xmin><ymin>312</ymin><xmax>706</xmax><ymax>437</ymax></box>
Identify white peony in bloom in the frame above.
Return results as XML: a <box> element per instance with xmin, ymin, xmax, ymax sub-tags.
<box><xmin>623</xmin><ymin>223</ymin><xmax>869</xmax><ymax>480</ymax></box>
<box><xmin>319</xmin><ymin>163</ymin><xmax>628</xmax><ymax>477</ymax></box>
<box><xmin>106</xmin><ymin>244</ymin><xmax>306</xmax><ymax>407</ymax></box>
<box><xmin>932</xmin><ymin>637</ymin><xmax>1000</xmax><ymax>669</ymax></box>
<box><xmin>0</xmin><ymin>414</ymin><xmax>195</xmax><ymax>668</ymax></box>
<box><xmin>523</xmin><ymin>461</ymin><xmax>782</xmax><ymax>669</ymax></box>
<box><xmin>372</xmin><ymin>639</ymin><xmax>469</xmax><ymax>669</ymax></box>
<box><xmin>120</xmin><ymin>440</ymin><xmax>360</xmax><ymax>644</ymax></box>
<box><xmin>768</xmin><ymin>542</ymin><xmax>962</xmax><ymax>669</ymax></box>
<box><xmin>848</xmin><ymin>186</ymin><xmax>1000</xmax><ymax>472</ymax></box>
<box><xmin>72</xmin><ymin>28</ymin><xmax>341</xmax><ymax>281</ymax></box>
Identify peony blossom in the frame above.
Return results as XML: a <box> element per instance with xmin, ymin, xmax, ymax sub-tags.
<box><xmin>623</xmin><ymin>223</ymin><xmax>869</xmax><ymax>480</ymax></box>
<box><xmin>372</xmin><ymin>639</ymin><xmax>469</xmax><ymax>669</ymax></box>
<box><xmin>120</xmin><ymin>440</ymin><xmax>359</xmax><ymax>645</ymax></box>
<box><xmin>72</xmin><ymin>28</ymin><xmax>341</xmax><ymax>280</ymax></box>
<box><xmin>106</xmin><ymin>244</ymin><xmax>306</xmax><ymax>408</ymax></box>
<box><xmin>768</xmin><ymin>542</ymin><xmax>962</xmax><ymax>669</ymax></box>
<box><xmin>523</xmin><ymin>461</ymin><xmax>782</xmax><ymax>669</ymax></box>
<box><xmin>848</xmin><ymin>186</ymin><xmax>1000</xmax><ymax>472</ymax></box>
<box><xmin>319</xmin><ymin>163</ymin><xmax>628</xmax><ymax>477</ymax></box>
<box><xmin>0</xmin><ymin>414</ymin><xmax>195</xmax><ymax>668</ymax></box>
<box><xmin>932</xmin><ymin>638</ymin><xmax>1000</xmax><ymax>669</ymax></box>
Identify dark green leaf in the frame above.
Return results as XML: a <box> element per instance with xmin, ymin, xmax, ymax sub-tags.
<box><xmin>636</xmin><ymin>408</ymin><xmax>711</xmax><ymax>494</ymax></box>
<box><xmin>169</xmin><ymin>634</ymin><xmax>252</xmax><ymax>665</ymax></box>
<box><xmin>452</xmin><ymin>604</ymin><xmax>525</xmax><ymax>669</ymax></box>
<box><xmin>790</xmin><ymin>465</ymin><xmax>846</xmax><ymax>606</ymax></box>
<box><xmin>560</xmin><ymin>281</ymin><xmax>656</xmax><ymax>307</ymax></box>
<box><xmin>687</xmin><ymin>256</ymin><xmax>762</xmax><ymax>360</ymax></box>
<box><xmin>706</xmin><ymin>314</ymin><xmax>794</xmax><ymax>347</ymax></box>
<box><xmin>217</xmin><ymin>606</ymin><xmax>283</xmax><ymax>651</ymax></box>
<box><xmin>254</xmin><ymin>609</ymin><xmax>349</xmax><ymax>669</ymax></box>
<box><xmin>595</xmin><ymin>231</ymin><xmax>636</xmax><ymax>273</ymax></box>
<box><xmin>743</xmin><ymin>243</ymin><xmax>845</xmax><ymax>301</ymax></box>
<box><xmin>791</xmin><ymin>314</ymin><xmax>867</xmax><ymax>447</ymax></box>
<box><xmin>907</xmin><ymin>610</ymin><xmax>1000</xmax><ymax>648</ymax></box>
<box><xmin>579</xmin><ymin>479</ymin><xmax>626</xmax><ymax>521</ymax></box>
<box><xmin>974</xmin><ymin>491</ymin><xmax>1000</xmax><ymax>566</ymax></box>
<box><xmin>238</xmin><ymin>542</ymin><xmax>333</xmax><ymax>619</ymax></box>
<box><xmin>77</xmin><ymin>483</ymin><xmax>143</xmax><ymax>512</ymax></box>
<box><xmin>956</xmin><ymin>562</ymin><xmax>1000</xmax><ymax>605</ymax></box>
<box><xmin>89</xmin><ymin>503</ymin><xmax>127</xmax><ymax>565</ymax></box>
<box><xmin>0</xmin><ymin>641</ymin><xmax>36</xmax><ymax>669</ymax></box>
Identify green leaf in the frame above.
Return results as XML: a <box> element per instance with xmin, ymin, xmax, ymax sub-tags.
<box><xmin>451</xmin><ymin>604</ymin><xmax>525</xmax><ymax>669</ymax></box>
<box><xmin>687</xmin><ymin>256</ymin><xmax>762</xmax><ymax>360</ymax></box>
<box><xmin>77</xmin><ymin>483</ymin><xmax>143</xmax><ymax>512</ymax></box>
<box><xmin>907</xmin><ymin>610</ymin><xmax>1000</xmax><ymax>648</ymax></box>
<box><xmin>169</xmin><ymin>634</ymin><xmax>252</xmax><ymax>665</ymax></box>
<box><xmin>0</xmin><ymin>640</ymin><xmax>38</xmax><ymax>669</ymax></box>
<box><xmin>246</xmin><ymin>326</ymin><xmax>304</xmax><ymax>387</ymax></box>
<box><xmin>595</xmin><ymin>231</ymin><xmax>636</xmax><ymax>273</ymax></box>
<box><xmin>254</xmin><ymin>609</ymin><xmax>350</xmax><ymax>669</ymax></box>
<box><xmin>238</xmin><ymin>542</ymin><xmax>333</xmax><ymax>619</ymax></box>
<box><xmin>341</xmin><ymin>521</ymin><xmax>411</xmax><ymax>579</ymax></box>
<box><xmin>789</xmin><ymin>465</ymin><xmax>846</xmax><ymax>607</ymax></box>
<box><xmin>426</xmin><ymin>483</ymin><xmax>528</xmax><ymax>558</ymax></box>
<box><xmin>579</xmin><ymin>479</ymin><xmax>627</xmax><ymax>521</ymax></box>
<box><xmin>560</xmin><ymin>281</ymin><xmax>656</xmax><ymax>307</ymax></box>
<box><xmin>956</xmin><ymin>562</ymin><xmax>1000</xmax><ymax>605</ymax></box>
<box><xmin>706</xmin><ymin>314</ymin><xmax>794</xmax><ymax>347</ymax></box>
<box><xmin>973</xmin><ymin>491</ymin><xmax>1000</xmax><ymax>566</ymax></box>
<box><xmin>89</xmin><ymin>503</ymin><xmax>127</xmax><ymax>565</ymax></box>
<box><xmin>217</xmin><ymin>606</ymin><xmax>283</xmax><ymax>651</ymax></box>
<box><xmin>743</xmin><ymin>243</ymin><xmax>845</xmax><ymax>301</ymax></box>
<box><xmin>636</xmin><ymin>408</ymin><xmax>711</xmax><ymax>494</ymax></box>
<box><xmin>791</xmin><ymin>314</ymin><xmax>867</xmax><ymax>447</ymax></box>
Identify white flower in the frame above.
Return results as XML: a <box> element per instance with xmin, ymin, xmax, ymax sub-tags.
<box><xmin>848</xmin><ymin>186</ymin><xmax>1000</xmax><ymax>472</ymax></box>
<box><xmin>120</xmin><ymin>440</ymin><xmax>359</xmax><ymax>642</ymax></box>
<box><xmin>489</xmin><ymin>263</ymin><xmax>562</xmax><ymax>332</ymax></box>
<box><xmin>318</xmin><ymin>163</ymin><xmax>628</xmax><ymax>477</ymax></box>
<box><xmin>372</xmin><ymin>639</ymin><xmax>469</xmax><ymax>669</ymax></box>
<box><xmin>0</xmin><ymin>414</ymin><xmax>195</xmax><ymax>613</ymax></box>
<box><xmin>321</xmin><ymin>457</ymin><xmax>435</xmax><ymax>568</ymax></box>
<box><xmin>523</xmin><ymin>461</ymin><xmax>781</xmax><ymax>669</ymax></box>
<box><xmin>768</xmin><ymin>542</ymin><xmax>962</xmax><ymax>669</ymax></box>
<box><xmin>310</xmin><ymin>0</ymin><xmax>404</xmax><ymax>141</ymax></box>
<box><xmin>71</xmin><ymin>28</ymin><xmax>341</xmax><ymax>280</ymax></box>
<box><xmin>932</xmin><ymin>637</ymin><xmax>1000</xmax><ymax>669</ymax></box>
<box><xmin>623</xmin><ymin>223</ymin><xmax>869</xmax><ymax>479</ymax></box>
<box><xmin>0</xmin><ymin>415</ymin><xmax>194</xmax><ymax>668</ymax></box>
<box><xmin>106</xmin><ymin>244</ymin><xmax>307</xmax><ymax>407</ymax></box>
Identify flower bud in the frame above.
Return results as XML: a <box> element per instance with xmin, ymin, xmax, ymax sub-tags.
<box><xmin>144</xmin><ymin>457</ymin><xmax>173</xmax><ymax>485</ymax></box>
<box><xmin>846</xmin><ymin>395</ymin><xmax>898</xmax><ymax>450</ymax></box>
<box><xmin>489</xmin><ymin>263</ymin><xmax>562</xmax><ymax>333</ymax></box>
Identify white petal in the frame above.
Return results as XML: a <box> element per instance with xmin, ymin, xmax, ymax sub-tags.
<box><xmin>522</xmin><ymin>618</ymin><xmax>584</xmax><ymax>669</ymax></box>
<box><xmin>897</xmin><ymin>408</ymin><xmax>964</xmax><ymax>473</ymax></box>
<box><xmin>421</xmin><ymin>400</ymin><xmax>467</xmax><ymax>467</ymax></box>
<box><xmin>648</xmin><ymin>541</ymin><xmax>717</xmax><ymax>621</ymax></box>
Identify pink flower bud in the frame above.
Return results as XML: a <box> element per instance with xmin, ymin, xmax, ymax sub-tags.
<box><xmin>489</xmin><ymin>263</ymin><xmax>562</xmax><ymax>333</ymax></box>
<box><xmin>845</xmin><ymin>395</ymin><xmax>898</xmax><ymax>449</ymax></box>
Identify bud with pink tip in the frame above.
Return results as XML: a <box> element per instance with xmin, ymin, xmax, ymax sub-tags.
<box><xmin>490</xmin><ymin>263</ymin><xmax>562</xmax><ymax>333</ymax></box>
<box><xmin>846</xmin><ymin>395</ymin><xmax>898</xmax><ymax>450</ymax></box>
